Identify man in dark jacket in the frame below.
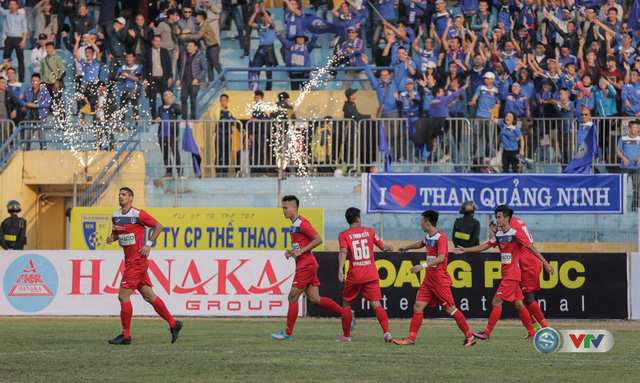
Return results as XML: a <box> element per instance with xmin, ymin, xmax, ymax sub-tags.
<box><xmin>108</xmin><ymin>17</ymin><xmax>127</xmax><ymax>81</ymax></box>
<box><xmin>144</xmin><ymin>35</ymin><xmax>173</xmax><ymax>119</ymax></box>
<box><xmin>0</xmin><ymin>200</ymin><xmax>27</xmax><ymax>250</ymax></box>
<box><xmin>156</xmin><ymin>91</ymin><xmax>182</xmax><ymax>177</ymax></box>
<box><xmin>452</xmin><ymin>200</ymin><xmax>480</xmax><ymax>247</ymax></box>
<box><xmin>70</xmin><ymin>5</ymin><xmax>96</xmax><ymax>45</ymax></box>
<box><xmin>343</xmin><ymin>88</ymin><xmax>375</xmax><ymax>167</ymax></box>
<box><xmin>126</xmin><ymin>14</ymin><xmax>154</xmax><ymax>66</ymax></box>
<box><xmin>176</xmin><ymin>40</ymin><xmax>208</xmax><ymax>120</ymax></box>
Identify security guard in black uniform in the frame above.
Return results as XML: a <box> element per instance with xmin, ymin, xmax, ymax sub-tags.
<box><xmin>0</xmin><ymin>200</ymin><xmax>27</xmax><ymax>250</ymax></box>
<box><xmin>452</xmin><ymin>201</ymin><xmax>480</xmax><ymax>247</ymax></box>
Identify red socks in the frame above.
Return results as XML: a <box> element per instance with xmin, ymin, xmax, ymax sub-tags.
<box><xmin>517</xmin><ymin>306</ymin><xmax>536</xmax><ymax>336</ymax></box>
<box><xmin>407</xmin><ymin>312</ymin><xmax>424</xmax><ymax>341</ymax></box>
<box><xmin>374</xmin><ymin>306</ymin><xmax>390</xmax><ymax>334</ymax></box>
<box><xmin>526</xmin><ymin>301</ymin><xmax>548</xmax><ymax>327</ymax></box>
<box><xmin>485</xmin><ymin>306</ymin><xmax>502</xmax><ymax>337</ymax></box>
<box><xmin>317</xmin><ymin>297</ymin><xmax>343</xmax><ymax>315</ymax></box>
<box><xmin>151</xmin><ymin>297</ymin><xmax>176</xmax><ymax>327</ymax></box>
<box><xmin>120</xmin><ymin>301</ymin><xmax>132</xmax><ymax>338</ymax></box>
<box><xmin>286</xmin><ymin>302</ymin><xmax>298</xmax><ymax>336</ymax></box>
<box><xmin>451</xmin><ymin>309</ymin><xmax>472</xmax><ymax>339</ymax></box>
<box><xmin>341</xmin><ymin>308</ymin><xmax>352</xmax><ymax>337</ymax></box>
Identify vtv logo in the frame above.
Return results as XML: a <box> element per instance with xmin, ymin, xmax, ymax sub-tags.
<box><xmin>559</xmin><ymin>330</ymin><xmax>614</xmax><ymax>353</ymax></box>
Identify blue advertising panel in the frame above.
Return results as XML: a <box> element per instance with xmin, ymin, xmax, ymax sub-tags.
<box><xmin>362</xmin><ymin>174</ymin><xmax>626</xmax><ymax>214</ymax></box>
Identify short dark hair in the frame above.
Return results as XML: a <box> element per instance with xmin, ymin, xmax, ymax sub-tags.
<box><xmin>46</xmin><ymin>42</ymin><xmax>54</xmax><ymax>48</ymax></box>
<box><xmin>85</xmin><ymin>46</ymin><xmax>94</xmax><ymax>53</ymax></box>
<box><xmin>120</xmin><ymin>187</ymin><xmax>134</xmax><ymax>196</ymax></box>
<box><xmin>167</xmin><ymin>9</ymin><xmax>178</xmax><ymax>17</ymax></box>
<box><xmin>196</xmin><ymin>11</ymin><xmax>207</xmax><ymax>19</ymax></box>
<box><xmin>282</xmin><ymin>195</ymin><xmax>299</xmax><ymax>208</ymax></box>
<box><xmin>345</xmin><ymin>207</ymin><xmax>361</xmax><ymax>225</ymax></box>
<box><xmin>220</xmin><ymin>93</ymin><xmax>229</xmax><ymax>100</ymax></box>
<box><xmin>254</xmin><ymin>90</ymin><xmax>264</xmax><ymax>97</ymax></box>
<box><xmin>630</xmin><ymin>120</ymin><xmax>640</xmax><ymax>128</ymax></box>
<box><xmin>494</xmin><ymin>205</ymin><xmax>513</xmax><ymax>220</ymax></box>
<box><xmin>421</xmin><ymin>210</ymin><xmax>439</xmax><ymax>226</ymax></box>
<box><xmin>31</xmin><ymin>73</ymin><xmax>41</xmax><ymax>80</ymax></box>
<box><xmin>153</xmin><ymin>34</ymin><xmax>162</xmax><ymax>40</ymax></box>
<box><xmin>432</xmin><ymin>86</ymin><xmax>442</xmax><ymax>95</ymax></box>
<box><xmin>126</xmin><ymin>51</ymin><xmax>135</xmax><ymax>56</ymax></box>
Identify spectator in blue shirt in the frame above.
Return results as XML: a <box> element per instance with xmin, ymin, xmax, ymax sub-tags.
<box><xmin>276</xmin><ymin>28</ymin><xmax>318</xmax><ymax>91</ymax></box>
<box><xmin>117</xmin><ymin>52</ymin><xmax>142</xmax><ymax>121</ymax></box>
<box><xmin>389</xmin><ymin>47</ymin><xmax>416</xmax><ymax>92</ymax></box>
<box><xmin>469</xmin><ymin>71</ymin><xmax>500</xmax><ymax>159</ymax></box>
<box><xmin>504</xmin><ymin>83</ymin><xmax>531</xmax><ymax>118</ymax></box>
<box><xmin>21</xmin><ymin>73</ymin><xmax>51</xmax><ymax>150</ymax></box>
<box><xmin>156</xmin><ymin>91</ymin><xmax>182</xmax><ymax>177</ymax></box>
<box><xmin>340</xmin><ymin>27</ymin><xmax>370</xmax><ymax>90</ymax></box>
<box><xmin>395</xmin><ymin>78</ymin><xmax>421</xmax><ymax>159</ymax></box>
<box><xmin>372</xmin><ymin>0</ymin><xmax>395</xmax><ymax>58</ymax></box>
<box><xmin>492</xmin><ymin>112</ymin><xmax>524</xmax><ymax>173</ymax></box>
<box><xmin>363</xmin><ymin>53</ymin><xmax>399</xmax><ymax>117</ymax></box>
<box><xmin>622</xmin><ymin>70</ymin><xmax>640</xmax><ymax>117</ymax></box>
<box><xmin>248</xmin><ymin>6</ymin><xmax>278</xmax><ymax>91</ymax></box>
<box><xmin>616</xmin><ymin>120</ymin><xmax>640</xmax><ymax>210</ymax></box>
<box><xmin>431</xmin><ymin>0</ymin><xmax>453</xmax><ymax>39</ymax></box>
<box><xmin>0</xmin><ymin>0</ymin><xmax>28</xmax><ymax>82</ymax></box>
<box><xmin>576</xmin><ymin>107</ymin><xmax>595</xmax><ymax>151</ymax></box>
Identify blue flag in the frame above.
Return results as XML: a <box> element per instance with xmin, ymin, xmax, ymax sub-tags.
<box><xmin>378</xmin><ymin>121</ymin><xmax>391</xmax><ymax>172</ymax></box>
<box><xmin>630</xmin><ymin>0</ymin><xmax>640</xmax><ymax>31</ymax></box>
<box><xmin>182</xmin><ymin>121</ymin><xmax>202</xmax><ymax>178</ymax></box>
<box><xmin>563</xmin><ymin>122</ymin><xmax>598</xmax><ymax>174</ymax></box>
<box><xmin>248</xmin><ymin>59</ymin><xmax>259</xmax><ymax>91</ymax></box>
<box><xmin>576</xmin><ymin>0</ymin><xmax>605</xmax><ymax>7</ymax></box>
<box><xmin>303</xmin><ymin>14</ymin><xmax>345</xmax><ymax>40</ymax></box>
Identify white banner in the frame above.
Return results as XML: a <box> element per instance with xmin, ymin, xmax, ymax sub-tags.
<box><xmin>0</xmin><ymin>251</ymin><xmax>296</xmax><ymax>316</ymax></box>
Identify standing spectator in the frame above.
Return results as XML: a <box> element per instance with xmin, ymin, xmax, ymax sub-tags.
<box><xmin>622</xmin><ymin>69</ymin><xmax>640</xmax><ymax>117</ymax></box>
<box><xmin>212</xmin><ymin>93</ymin><xmax>235</xmax><ymax>173</ymax></box>
<box><xmin>177</xmin><ymin>40</ymin><xmax>208</xmax><ymax>120</ymax></box>
<box><xmin>99</xmin><ymin>0</ymin><xmax>118</xmax><ymax>45</ymax></box>
<box><xmin>340</xmin><ymin>27</ymin><xmax>369</xmax><ymax>90</ymax></box>
<box><xmin>247</xmin><ymin>89</ymin><xmax>269</xmax><ymax>172</ymax></box>
<box><xmin>30</xmin><ymin>33</ymin><xmax>47</xmax><ymax>74</ymax></box>
<box><xmin>247</xmin><ymin>4</ymin><xmax>277</xmax><ymax>91</ymax></box>
<box><xmin>180</xmin><ymin>11</ymin><xmax>224</xmax><ymax>84</ymax></box>
<box><xmin>144</xmin><ymin>35</ymin><xmax>173</xmax><ymax>119</ymax></box>
<box><xmin>394</xmin><ymin>78</ymin><xmax>421</xmax><ymax>159</ymax></box>
<box><xmin>86</xmin><ymin>0</ymin><xmax>101</xmax><ymax>26</ymax></box>
<box><xmin>156</xmin><ymin>91</ymin><xmax>182</xmax><ymax>177</ymax></box>
<box><xmin>551</xmin><ymin>87</ymin><xmax>575</xmax><ymax>164</ymax></box>
<box><xmin>617</xmin><ymin>120</ymin><xmax>640</xmax><ymax>211</ymax></box>
<box><xmin>431</xmin><ymin>0</ymin><xmax>453</xmax><ymax>39</ymax></box>
<box><xmin>56</xmin><ymin>0</ymin><xmax>77</xmax><ymax>48</ymax></box>
<box><xmin>74</xmin><ymin>38</ymin><xmax>101</xmax><ymax>116</ymax></box>
<box><xmin>117</xmin><ymin>52</ymin><xmax>143</xmax><ymax>121</ymax></box>
<box><xmin>276</xmin><ymin>28</ymin><xmax>318</xmax><ymax>91</ymax></box>
<box><xmin>343</xmin><ymin>87</ymin><xmax>374</xmax><ymax>167</ymax></box>
<box><xmin>40</xmin><ymin>42</ymin><xmax>65</xmax><ymax>117</ymax></box>
<box><xmin>492</xmin><ymin>112</ymin><xmax>524</xmax><ymax>173</ymax></box>
<box><xmin>108</xmin><ymin>17</ymin><xmax>127</xmax><ymax>81</ymax></box>
<box><xmin>94</xmin><ymin>81</ymin><xmax>118</xmax><ymax>130</ymax></box>
<box><xmin>126</xmin><ymin>14</ymin><xmax>154</xmax><ymax>66</ymax></box>
<box><xmin>155</xmin><ymin>9</ymin><xmax>180</xmax><ymax>86</ymax></box>
<box><xmin>0</xmin><ymin>77</ymin><xmax>20</xmax><ymax>127</ymax></box>
<box><xmin>34</xmin><ymin>1</ymin><xmax>57</xmax><ymax>42</ymax></box>
<box><xmin>0</xmin><ymin>1</ymin><xmax>28</xmax><ymax>82</ymax></box>
<box><xmin>197</xmin><ymin>0</ymin><xmax>223</xmax><ymax>43</ymax></box>
<box><xmin>21</xmin><ymin>74</ymin><xmax>51</xmax><ymax>150</ymax></box>
<box><xmin>70</xmin><ymin>5</ymin><xmax>96</xmax><ymax>46</ymax></box>
<box><xmin>576</xmin><ymin>106</ymin><xmax>595</xmax><ymax>152</ymax></box>
<box><xmin>364</xmin><ymin>53</ymin><xmax>398</xmax><ymax>117</ymax></box>
<box><xmin>470</xmin><ymin>0</ymin><xmax>494</xmax><ymax>41</ymax></box>
<box><xmin>220</xmin><ymin>0</ymin><xmax>245</xmax><ymax>51</ymax></box>
<box><xmin>469</xmin><ymin>71</ymin><xmax>499</xmax><ymax>161</ymax></box>
<box><xmin>177</xmin><ymin>6</ymin><xmax>199</xmax><ymax>73</ymax></box>
<box><xmin>241</xmin><ymin>0</ymin><xmax>259</xmax><ymax>58</ymax></box>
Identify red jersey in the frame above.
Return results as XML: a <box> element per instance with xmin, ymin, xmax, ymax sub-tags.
<box><xmin>112</xmin><ymin>207</ymin><xmax>158</xmax><ymax>267</ymax></box>
<box><xmin>289</xmin><ymin>216</ymin><xmax>319</xmax><ymax>270</ymax></box>
<box><xmin>486</xmin><ymin>226</ymin><xmax>532</xmax><ymax>281</ymax></box>
<box><xmin>338</xmin><ymin>226</ymin><xmax>382</xmax><ymax>283</ymax></box>
<box><xmin>421</xmin><ymin>231</ymin><xmax>451</xmax><ymax>287</ymax></box>
<box><xmin>510</xmin><ymin>217</ymin><xmax>542</xmax><ymax>271</ymax></box>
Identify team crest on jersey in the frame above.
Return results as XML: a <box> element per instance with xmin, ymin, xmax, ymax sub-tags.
<box><xmin>82</xmin><ymin>214</ymin><xmax>112</xmax><ymax>250</ymax></box>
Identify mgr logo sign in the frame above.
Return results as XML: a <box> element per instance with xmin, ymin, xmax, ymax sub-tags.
<box><xmin>3</xmin><ymin>254</ymin><xmax>58</xmax><ymax>313</ymax></box>
<box><xmin>534</xmin><ymin>328</ymin><xmax>614</xmax><ymax>354</ymax></box>
<box><xmin>82</xmin><ymin>214</ymin><xmax>111</xmax><ymax>250</ymax></box>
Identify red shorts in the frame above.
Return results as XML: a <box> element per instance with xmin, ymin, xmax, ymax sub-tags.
<box><xmin>495</xmin><ymin>279</ymin><xmax>524</xmax><ymax>302</ymax></box>
<box><xmin>343</xmin><ymin>279</ymin><xmax>382</xmax><ymax>302</ymax></box>
<box><xmin>121</xmin><ymin>267</ymin><xmax>153</xmax><ymax>291</ymax></box>
<box><xmin>520</xmin><ymin>266</ymin><xmax>542</xmax><ymax>294</ymax></box>
<box><xmin>292</xmin><ymin>267</ymin><xmax>320</xmax><ymax>290</ymax></box>
<box><xmin>416</xmin><ymin>282</ymin><xmax>455</xmax><ymax>308</ymax></box>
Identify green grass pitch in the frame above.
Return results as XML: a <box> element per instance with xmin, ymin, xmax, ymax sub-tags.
<box><xmin>1</xmin><ymin>317</ymin><xmax>639</xmax><ymax>382</ymax></box>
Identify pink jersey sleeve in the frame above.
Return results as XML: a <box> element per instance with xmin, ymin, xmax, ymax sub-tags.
<box><xmin>338</xmin><ymin>231</ymin><xmax>348</xmax><ymax>249</ymax></box>
<box><xmin>300</xmin><ymin>220</ymin><xmax>319</xmax><ymax>239</ymax></box>
<box><xmin>371</xmin><ymin>229</ymin><xmax>383</xmax><ymax>248</ymax></box>
<box><xmin>515</xmin><ymin>227</ymin><xmax>533</xmax><ymax>248</ymax></box>
<box><xmin>486</xmin><ymin>235</ymin><xmax>498</xmax><ymax>248</ymax></box>
<box><xmin>437</xmin><ymin>234</ymin><xmax>448</xmax><ymax>256</ymax></box>
<box><xmin>139</xmin><ymin>209</ymin><xmax>159</xmax><ymax>228</ymax></box>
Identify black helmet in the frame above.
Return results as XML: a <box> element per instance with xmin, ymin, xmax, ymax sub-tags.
<box><xmin>460</xmin><ymin>200</ymin><xmax>476</xmax><ymax>214</ymax></box>
<box><xmin>278</xmin><ymin>92</ymin><xmax>290</xmax><ymax>102</ymax></box>
<box><xmin>7</xmin><ymin>200</ymin><xmax>21</xmax><ymax>213</ymax></box>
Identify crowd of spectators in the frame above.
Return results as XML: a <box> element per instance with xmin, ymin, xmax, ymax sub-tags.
<box><xmin>0</xmin><ymin>0</ymin><xmax>638</xmax><ymax>175</ymax></box>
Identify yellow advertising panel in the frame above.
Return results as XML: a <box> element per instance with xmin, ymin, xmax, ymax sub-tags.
<box><xmin>70</xmin><ymin>207</ymin><xmax>324</xmax><ymax>250</ymax></box>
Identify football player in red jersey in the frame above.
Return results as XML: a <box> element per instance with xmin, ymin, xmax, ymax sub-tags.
<box><xmin>491</xmin><ymin>217</ymin><xmax>554</xmax><ymax>332</ymax></box>
<box><xmin>105</xmin><ymin>187</ymin><xmax>182</xmax><ymax>345</ymax></box>
<box><xmin>455</xmin><ymin>205</ymin><xmax>553</xmax><ymax>340</ymax></box>
<box><xmin>336</xmin><ymin>207</ymin><xmax>394</xmax><ymax>343</ymax></box>
<box><xmin>393</xmin><ymin>210</ymin><xmax>476</xmax><ymax>347</ymax></box>
<box><xmin>271</xmin><ymin>195</ymin><xmax>344</xmax><ymax>340</ymax></box>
